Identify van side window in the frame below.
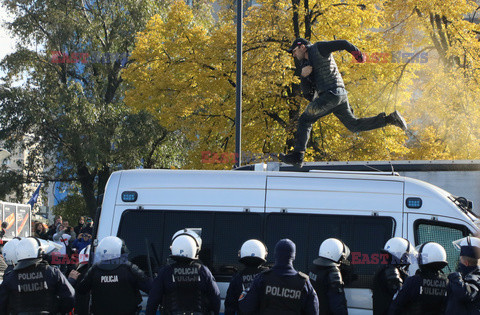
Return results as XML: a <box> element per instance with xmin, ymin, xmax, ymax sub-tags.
<box><xmin>117</xmin><ymin>210</ymin><xmax>263</xmax><ymax>281</ymax></box>
<box><xmin>265</xmin><ymin>213</ymin><xmax>395</xmax><ymax>288</ymax></box>
<box><xmin>117</xmin><ymin>210</ymin><xmax>394</xmax><ymax>288</ymax></box>
<box><xmin>415</xmin><ymin>220</ymin><xmax>469</xmax><ymax>272</ymax></box>
<box><xmin>117</xmin><ymin>210</ymin><xmax>165</xmax><ymax>273</ymax></box>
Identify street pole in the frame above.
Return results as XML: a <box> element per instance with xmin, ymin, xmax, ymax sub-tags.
<box><xmin>235</xmin><ymin>0</ymin><xmax>243</xmax><ymax>168</ymax></box>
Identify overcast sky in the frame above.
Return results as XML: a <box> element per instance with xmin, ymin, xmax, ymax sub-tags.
<box><xmin>0</xmin><ymin>5</ymin><xmax>15</xmax><ymax>59</ymax></box>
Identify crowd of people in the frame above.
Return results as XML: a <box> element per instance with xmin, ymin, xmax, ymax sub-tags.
<box><xmin>1</xmin><ymin>226</ymin><xmax>480</xmax><ymax>314</ymax></box>
<box><xmin>32</xmin><ymin>215</ymin><xmax>94</xmax><ymax>259</ymax></box>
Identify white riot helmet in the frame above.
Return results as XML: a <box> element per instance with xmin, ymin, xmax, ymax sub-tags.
<box><xmin>39</xmin><ymin>239</ymin><xmax>63</xmax><ymax>255</ymax></box>
<box><xmin>453</xmin><ymin>236</ymin><xmax>480</xmax><ymax>259</ymax></box>
<box><xmin>2</xmin><ymin>238</ymin><xmax>21</xmax><ymax>265</ymax></box>
<box><xmin>416</xmin><ymin>242</ymin><xmax>448</xmax><ymax>268</ymax></box>
<box><xmin>170</xmin><ymin>229</ymin><xmax>202</xmax><ymax>259</ymax></box>
<box><xmin>79</xmin><ymin>245</ymin><xmax>91</xmax><ymax>264</ymax></box>
<box><xmin>315</xmin><ymin>238</ymin><xmax>350</xmax><ymax>266</ymax></box>
<box><xmin>239</xmin><ymin>239</ymin><xmax>268</xmax><ymax>264</ymax></box>
<box><xmin>15</xmin><ymin>237</ymin><xmax>45</xmax><ymax>270</ymax></box>
<box><xmin>96</xmin><ymin>236</ymin><xmax>127</xmax><ymax>261</ymax></box>
<box><xmin>383</xmin><ymin>237</ymin><xmax>415</xmax><ymax>265</ymax></box>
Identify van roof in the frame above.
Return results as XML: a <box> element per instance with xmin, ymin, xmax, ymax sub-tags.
<box><xmin>234</xmin><ymin>160</ymin><xmax>480</xmax><ymax>172</ymax></box>
<box><xmin>113</xmin><ymin>168</ymin><xmax>405</xmax><ymax>188</ymax></box>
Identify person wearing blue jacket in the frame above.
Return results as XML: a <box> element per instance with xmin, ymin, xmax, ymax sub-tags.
<box><xmin>225</xmin><ymin>239</ymin><xmax>269</xmax><ymax>315</ymax></box>
<box><xmin>146</xmin><ymin>229</ymin><xmax>220</xmax><ymax>315</ymax></box>
<box><xmin>446</xmin><ymin>236</ymin><xmax>480</xmax><ymax>314</ymax></box>
<box><xmin>71</xmin><ymin>232</ymin><xmax>92</xmax><ymax>253</ymax></box>
<box><xmin>238</xmin><ymin>238</ymin><xmax>319</xmax><ymax>314</ymax></box>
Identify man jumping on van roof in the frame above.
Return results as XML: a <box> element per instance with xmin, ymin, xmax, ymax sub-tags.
<box><xmin>279</xmin><ymin>38</ymin><xmax>408</xmax><ymax>167</ymax></box>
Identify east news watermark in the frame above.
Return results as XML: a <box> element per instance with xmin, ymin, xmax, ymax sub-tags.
<box><xmin>201</xmin><ymin>151</ymin><xmax>278</xmax><ymax>165</ymax></box>
<box><xmin>50</xmin><ymin>251</ymin><xmax>423</xmax><ymax>265</ymax></box>
<box><xmin>352</xmin><ymin>51</ymin><xmax>429</xmax><ymax>64</ymax></box>
<box><xmin>50</xmin><ymin>51</ymin><xmax>129</xmax><ymax>65</ymax></box>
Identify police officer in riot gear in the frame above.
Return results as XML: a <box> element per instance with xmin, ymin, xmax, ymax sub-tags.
<box><xmin>71</xmin><ymin>236</ymin><xmax>151</xmax><ymax>315</ymax></box>
<box><xmin>389</xmin><ymin>242</ymin><xmax>448</xmax><ymax>314</ymax></box>
<box><xmin>40</xmin><ymin>238</ymin><xmax>63</xmax><ymax>268</ymax></box>
<box><xmin>0</xmin><ymin>237</ymin><xmax>75</xmax><ymax>314</ymax></box>
<box><xmin>238</xmin><ymin>238</ymin><xmax>319</xmax><ymax>314</ymax></box>
<box><xmin>446</xmin><ymin>236</ymin><xmax>480</xmax><ymax>314</ymax></box>
<box><xmin>225</xmin><ymin>239</ymin><xmax>269</xmax><ymax>315</ymax></box>
<box><xmin>309</xmin><ymin>238</ymin><xmax>349</xmax><ymax>315</ymax></box>
<box><xmin>1</xmin><ymin>237</ymin><xmax>21</xmax><ymax>277</ymax></box>
<box><xmin>146</xmin><ymin>229</ymin><xmax>221</xmax><ymax>315</ymax></box>
<box><xmin>372</xmin><ymin>237</ymin><xmax>415</xmax><ymax>315</ymax></box>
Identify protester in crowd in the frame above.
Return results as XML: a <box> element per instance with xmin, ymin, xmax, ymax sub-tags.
<box><xmin>74</xmin><ymin>216</ymin><xmax>85</xmax><ymax>236</ymax></box>
<box><xmin>34</xmin><ymin>222</ymin><xmax>49</xmax><ymax>240</ymax></box>
<box><xmin>53</xmin><ymin>225</ymin><xmax>72</xmax><ymax>255</ymax></box>
<box><xmin>47</xmin><ymin>215</ymin><xmax>63</xmax><ymax>240</ymax></box>
<box><xmin>63</xmin><ymin>220</ymin><xmax>77</xmax><ymax>240</ymax></box>
<box><xmin>52</xmin><ymin>224</ymin><xmax>73</xmax><ymax>274</ymax></box>
<box><xmin>72</xmin><ymin>233</ymin><xmax>92</xmax><ymax>253</ymax></box>
<box><xmin>80</xmin><ymin>217</ymin><xmax>93</xmax><ymax>236</ymax></box>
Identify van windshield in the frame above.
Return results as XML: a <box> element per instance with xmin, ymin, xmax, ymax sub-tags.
<box><xmin>117</xmin><ymin>210</ymin><xmax>395</xmax><ymax>288</ymax></box>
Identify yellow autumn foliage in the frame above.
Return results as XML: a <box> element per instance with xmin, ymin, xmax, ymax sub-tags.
<box><xmin>123</xmin><ymin>0</ymin><xmax>480</xmax><ymax>169</ymax></box>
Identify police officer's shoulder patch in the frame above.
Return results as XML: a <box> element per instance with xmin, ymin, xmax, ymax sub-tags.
<box><xmin>238</xmin><ymin>290</ymin><xmax>248</xmax><ymax>301</ymax></box>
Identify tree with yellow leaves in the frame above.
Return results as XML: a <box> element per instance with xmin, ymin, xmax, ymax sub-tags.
<box><xmin>382</xmin><ymin>0</ymin><xmax>480</xmax><ymax>160</ymax></box>
<box><xmin>123</xmin><ymin>0</ymin><xmax>480</xmax><ymax>168</ymax></box>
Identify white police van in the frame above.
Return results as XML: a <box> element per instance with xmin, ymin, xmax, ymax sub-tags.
<box><xmin>95</xmin><ymin>164</ymin><xmax>479</xmax><ymax>314</ymax></box>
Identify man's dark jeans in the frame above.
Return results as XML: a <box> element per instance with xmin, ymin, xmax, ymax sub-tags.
<box><xmin>294</xmin><ymin>88</ymin><xmax>387</xmax><ymax>152</ymax></box>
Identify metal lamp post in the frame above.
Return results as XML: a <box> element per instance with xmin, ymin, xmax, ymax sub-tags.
<box><xmin>235</xmin><ymin>0</ymin><xmax>243</xmax><ymax>168</ymax></box>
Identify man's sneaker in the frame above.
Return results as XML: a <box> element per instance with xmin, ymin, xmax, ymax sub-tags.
<box><xmin>387</xmin><ymin>110</ymin><xmax>408</xmax><ymax>131</ymax></box>
<box><xmin>278</xmin><ymin>151</ymin><xmax>305</xmax><ymax>167</ymax></box>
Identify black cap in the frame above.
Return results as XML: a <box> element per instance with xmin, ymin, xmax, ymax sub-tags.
<box><xmin>287</xmin><ymin>38</ymin><xmax>310</xmax><ymax>53</ymax></box>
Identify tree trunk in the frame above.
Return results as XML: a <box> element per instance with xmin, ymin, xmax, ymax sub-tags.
<box><xmin>77</xmin><ymin>164</ymin><xmax>97</xmax><ymax>218</ymax></box>
<box><xmin>97</xmin><ymin>164</ymin><xmax>111</xmax><ymax>201</ymax></box>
